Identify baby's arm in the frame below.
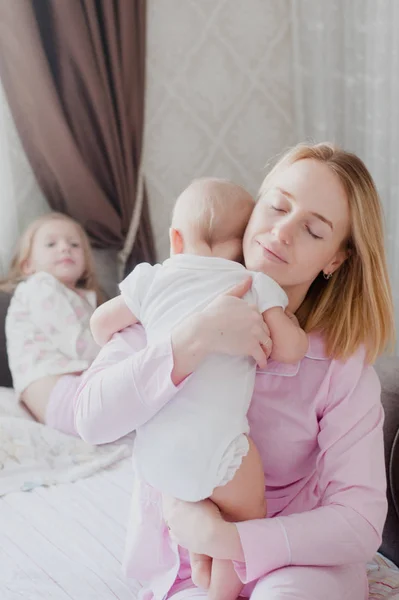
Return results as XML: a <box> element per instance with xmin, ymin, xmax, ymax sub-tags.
<box><xmin>90</xmin><ymin>296</ymin><xmax>138</xmax><ymax>346</ymax></box>
<box><xmin>263</xmin><ymin>307</ymin><xmax>308</xmax><ymax>364</ymax></box>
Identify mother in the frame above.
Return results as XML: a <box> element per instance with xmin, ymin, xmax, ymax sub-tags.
<box><xmin>75</xmin><ymin>143</ymin><xmax>394</xmax><ymax>600</ymax></box>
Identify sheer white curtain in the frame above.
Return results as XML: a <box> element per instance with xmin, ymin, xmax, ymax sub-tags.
<box><xmin>291</xmin><ymin>0</ymin><xmax>399</xmax><ymax>349</ymax></box>
<box><xmin>0</xmin><ymin>80</ymin><xmax>49</xmax><ymax>278</ymax></box>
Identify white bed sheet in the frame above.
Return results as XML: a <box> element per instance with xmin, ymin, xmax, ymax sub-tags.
<box><xmin>1</xmin><ymin>439</ymin><xmax>399</xmax><ymax>600</ymax></box>
<box><xmin>0</xmin><ymin>455</ymin><xmax>140</xmax><ymax>600</ymax></box>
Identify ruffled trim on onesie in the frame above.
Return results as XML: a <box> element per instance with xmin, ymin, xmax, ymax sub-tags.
<box><xmin>216</xmin><ymin>433</ymin><xmax>250</xmax><ymax>488</ymax></box>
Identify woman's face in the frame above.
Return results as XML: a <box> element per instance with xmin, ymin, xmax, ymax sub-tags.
<box><xmin>243</xmin><ymin>159</ymin><xmax>351</xmax><ymax>302</ymax></box>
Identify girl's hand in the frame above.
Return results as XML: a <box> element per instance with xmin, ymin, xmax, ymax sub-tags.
<box><xmin>162</xmin><ymin>495</ymin><xmax>244</xmax><ymax>561</ymax></box>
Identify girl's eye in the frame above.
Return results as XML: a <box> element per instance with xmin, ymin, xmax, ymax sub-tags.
<box><xmin>46</xmin><ymin>242</ymin><xmax>55</xmax><ymax>247</ymax></box>
<box><xmin>71</xmin><ymin>242</ymin><xmax>80</xmax><ymax>248</ymax></box>
<box><xmin>271</xmin><ymin>205</ymin><xmax>286</xmax><ymax>213</ymax></box>
<box><xmin>306</xmin><ymin>226</ymin><xmax>323</xmax><ymax>240</ymax></box>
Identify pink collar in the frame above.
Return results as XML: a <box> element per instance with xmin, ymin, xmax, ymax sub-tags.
<box><xmin>258</xmin><ymin>333</ymin><xmax>328</xmax><ymax>377</ymax></box>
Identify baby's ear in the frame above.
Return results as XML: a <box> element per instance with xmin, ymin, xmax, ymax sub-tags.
<box><xmin>169</xmin><ymin>228</ymin><xmax>184</xmax><ymax>255</ymax></box>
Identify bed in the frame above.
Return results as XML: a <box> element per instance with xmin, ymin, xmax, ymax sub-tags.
<box><xmin>0</xmin><ymin>431</ymin><xmax>140</xmax><ymax>599</ymax></box>
<box><xmin>1</xmin><ymin>402</ymin><xmax>399</xmax><ymax>600</ymax></box>
<box><xmin>0</xmin><ymin>385</ymin><xmax>138</xmax><ymax>599</ymax></box>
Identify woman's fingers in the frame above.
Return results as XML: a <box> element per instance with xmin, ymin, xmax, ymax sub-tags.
<box><xmin>261</xmin><ymin>338</ymin><xmax>273</xmax><ymax>360</ymax></box>
<box><xmin>260</xmin><ymin>325</ymin><xmax>271</xmax><ymax>345</ymax></box>
<box><xmin>251</xmin><ymin>344</ymin><xmax>268</xmax><ymax>369</ymax></box>
<box><xmin>263</xmin><ymin>321</ymin><xmax>271</xmax><ymax>337</ymax></box>
<box><xmin>224</xmin><ymin>277</ymin><xmax>252</xmax><ymax>299</ymax></box>
<box><xmin>252</xmin><ymin>323</ymin><xmax>272</xmax><ymax>367</ymax></box>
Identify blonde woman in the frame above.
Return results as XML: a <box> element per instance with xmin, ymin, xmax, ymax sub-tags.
<box><xmin>3</xmin><ymin>213</ymin><xmax>101</xmax><ymax>435</ymax></box>
<box><xmin>75</xmin><ymin>143</ymin><xmax>394</xmax><ymax>600</ymax></box>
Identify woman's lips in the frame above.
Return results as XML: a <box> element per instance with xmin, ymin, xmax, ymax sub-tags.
<box><xmin>256</xmin><ymin>241</ymin><xmax>288</xmax><ymax>264</ymax></box>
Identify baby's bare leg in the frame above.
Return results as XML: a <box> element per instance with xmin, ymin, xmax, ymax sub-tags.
<box><xmin>190</xmin><ymin>552</ymin><xmax>212</xmax><ymax>590</ymax></box>
<box><xmin>207</xmin><ymin>437</ymin><xmax>266</xmax><ymax>600</ymax></box>
<box><xmin>211</xmin><ymin>436</ymin><xmax>266</xmax><ymax>521</ymax></box>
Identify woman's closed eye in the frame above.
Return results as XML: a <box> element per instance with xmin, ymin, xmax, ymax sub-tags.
<box><xmin>305</xmin><ymin>225</ymin><xmax>323</xmax><ymax>240</ymax></box>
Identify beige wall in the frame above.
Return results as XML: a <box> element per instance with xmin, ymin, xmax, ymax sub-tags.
<box><xmin>0</xmin><ymin>81</ymin><xmax>50</xmax><ymax>278</ymax></box>
<box><xmin>144</xmin><ymin>0</ymin><xmax>295</xmax><ymax>260</ymax></box>
<box><xmin>0</xmin><ymin>1</ymin><xmax>295</xmax><ymax>277</ymax></box>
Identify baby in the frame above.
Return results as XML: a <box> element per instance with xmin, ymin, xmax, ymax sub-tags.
<box><xmin>91</xmin><ymin>178</ymin><xmax>308</xmax><ymax>600</ymax></box>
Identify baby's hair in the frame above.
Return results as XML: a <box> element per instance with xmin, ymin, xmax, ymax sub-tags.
<box><xmin>0</xmin><ymin>212</ymin><xmax>102</xmax><ymax>303</ymax></box>
<box><xmin>172</xmin><ymin>178</ymin><xmax>255</xmax><ymax>247</ymax></box>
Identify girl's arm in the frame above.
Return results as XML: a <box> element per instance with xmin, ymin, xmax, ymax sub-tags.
<box><xmin>90</xmin><ymin>296</ymin><xmax>138</xmax><ymax>346</ymax></box>
<box><xmin>23</xmin><ymin>272</ymin><xmax>95</xmax><ymax>357</ymax></box>
<box><xmin>75</xmin><ymin>278</ymin><xmax>271</xmax><ymax>444</ymax></box>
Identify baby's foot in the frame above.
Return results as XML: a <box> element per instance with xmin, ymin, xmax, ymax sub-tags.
<box><xmin>190</xmin><ymin>552</ymin><xmax>212</xmax><ymax>590</ymax></box>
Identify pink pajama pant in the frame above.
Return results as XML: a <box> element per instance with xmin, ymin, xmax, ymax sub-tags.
<box><xmin>168</xmin><ymin>560</ymin><xmax>368</xmax><ymax>600</ymax></box>
<box><xmin>44</xmin><ymin>374</ymin><xmax>82</xmax><ymax>436</ymax></box>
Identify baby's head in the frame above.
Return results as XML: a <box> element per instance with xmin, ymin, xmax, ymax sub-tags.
<box><xmin>170</xmin><ymin>178</ymin><xmax>255</xmax><ymax>261</ymax></box>
<box><xmin>4</xmin><ymin>212</ymin><xmax>99</xmax><ymax>293</ymax></box>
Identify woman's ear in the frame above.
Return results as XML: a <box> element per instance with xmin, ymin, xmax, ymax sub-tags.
<box><xmin>323</xmin><ymin>248</ymin><xmax>349</xmax><ymax>277</ymax></box>
<box><xmin>169</xmin><ymin>228</ymin><xmax>184</xmax><ymax>255</ymax></box>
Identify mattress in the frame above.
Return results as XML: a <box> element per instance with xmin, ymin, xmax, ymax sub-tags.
<box><xmin>0</xmin><ymin>455</ymin><xmax>140</xmax><ymax>599</ymax></box>
<box><xmin>0</xmin><ymin>419</ymin><xmax>398</xmax><ymax>600</ymax></box>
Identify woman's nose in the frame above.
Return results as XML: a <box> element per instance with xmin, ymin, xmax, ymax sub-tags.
<box><xmin>271</xmin><ymin>219</ymin><xmax>294</xmax><ymax>246</ymax></box>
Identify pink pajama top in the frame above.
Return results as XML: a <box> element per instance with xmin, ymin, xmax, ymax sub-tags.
<box><xmin>74</xmin><ymin>325</ymin><xmax>387</xmax><ymax>600</ymax></box>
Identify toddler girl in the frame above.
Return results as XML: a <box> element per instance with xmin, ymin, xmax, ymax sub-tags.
<box><xmin>4</xmin><ymin>212</ymin><xmax>101</xmax><ymax>435</ymax></box>
<box><xmin>90</xmin><ymin>179</ymin><xmax>308</xmax><ymax>600</ymax></box>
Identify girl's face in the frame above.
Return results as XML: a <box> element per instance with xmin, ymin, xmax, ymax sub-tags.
<box><xmin>23</xmin><ymin>219</ymin><xmax>86</xmax><ymax>287</ymax></box>
<box><xmin>243</xmin><ymin>159</ymin><xmax>351</xmax><ymax>306</ymax></box>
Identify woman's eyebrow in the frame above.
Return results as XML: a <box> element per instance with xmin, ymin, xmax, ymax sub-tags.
<box><xmin>276</xmin><ymin>187</ymin><xmax>333</xmax><ymax>230</ymax></box>
<box><xmin>310</xmin><ymin>212</ymin><xmax>333</xmax><ymax>230</ymax></box>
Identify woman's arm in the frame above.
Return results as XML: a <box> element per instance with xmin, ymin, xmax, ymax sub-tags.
<box><xmin>165</xmin><ymin>362</ymin><xmax>386</xmax><ymax>582</ymax></box>
<box><xmin>74</xmin><ymin>325</ymin><xmax>185</xmax><ymax>444</ymax></box>
<box><xmin>75</xmin><ymin>278</ymin><xmax>271</xmax><ymax>444</ymax></box>
<box><xmin>231</xmin><ymin>364</ymin><xmax>386</xmax><ymax>583</ymax></box>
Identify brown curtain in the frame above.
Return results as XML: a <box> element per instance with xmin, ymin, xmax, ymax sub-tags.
<box><xmin>0</xmin><ymin>0</ymin><xmax>155</xmax><ymax>272</ymax></box>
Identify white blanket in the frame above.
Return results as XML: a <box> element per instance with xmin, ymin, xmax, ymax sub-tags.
<box><xmin>0</xmin><ymin>387</ymin><xmax>131</xmax><ymax>496</ymax></box>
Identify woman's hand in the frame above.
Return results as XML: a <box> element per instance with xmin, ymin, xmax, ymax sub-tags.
<box><xmin>162</xmin><ymin>495</ymin><xmax>244</xmax><ymax>561</ymax></box>
<box><xmin>201</xmin><ymin>277</ymin><xmax>272</xmax><ymax>367</ymax></box>
<box><xmin>171</xmin><ymin>277</ymin><xmax>271</xmax><ymax>385</ymax></box>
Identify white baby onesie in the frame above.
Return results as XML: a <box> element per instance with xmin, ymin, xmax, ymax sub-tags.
<box><xmin>120</xmin><ymin>255</ymin><xmax>288</xmax><ymax>501</ymax></box>
<box><xmin>6</xmin><ymin>272</ymin><xmax>99</xmax><ymax>396</ymax></box>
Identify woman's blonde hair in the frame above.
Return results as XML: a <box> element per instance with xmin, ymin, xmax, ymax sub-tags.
<box><xmin>1</xmin><ymin>212</ymin><xmax>103</xmax><ymax>303</ymax></box>
<box><xmin>261</xmin><ymin>142</ymin><xmax>395</xmax><ymax>363</ymax></box>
